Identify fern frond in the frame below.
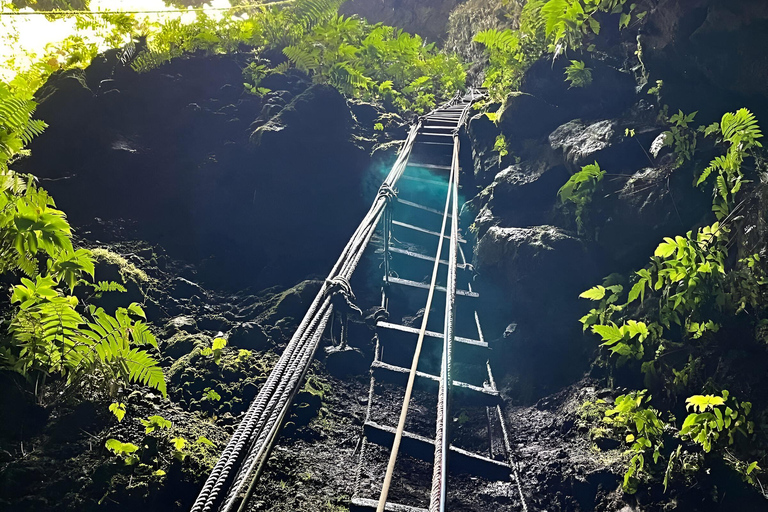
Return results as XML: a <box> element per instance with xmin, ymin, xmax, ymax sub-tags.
<box><xmin>696</xmin><ymin>163</ymin><xmax>716</xmax><ymax>187</ymax></box>
<box><xmin>21</xmin><ymin>119</ymin><xmax>47</xmax><ymax>146</ymax></box>
<box><xmin>130</xmin><ymin>50</ymin><xmax>172</xmax><ymax>73</ymax></box>
<box><xmin>328</xmin><ymin>62</ymin><xmax>372</xmax><ymax>94</ymax></box>
<box><xmin>123</xmin><ymin>346</ymin><xmax>166</xmax><ymax>396</ymax></box>
<box><xmin>721</xmin><ymin>108</ymin><xmax>763</xmax><ymax>147</ymax></box>
<box><xmin>271</xmin><ymin>61</ymin><xmax>291</xmax><ymax>74</ymax></box>
<box><xmin>90</xmin><ymin>281</ymin><xmax>127</xmax><ymax>293</ymax></box>
<box><xmin>283</xmin><ymin>45</ymin><xmax>319</xmax><ymax>72</ymax></box>
<box><xmin>540</xmin><ymin>0</ymin><xmax>569</xmax><ymax>38</ymax></box>
<box><xmin>474</xmin><ymin>29</ymin><xmax>519</xmax><ymax>53</ymax></box>
<box><xmin>292</xmin><ymin>0</ymin><xmax>345</xmax><ymax>30</ymax></box>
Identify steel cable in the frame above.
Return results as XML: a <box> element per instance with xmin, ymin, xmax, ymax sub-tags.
<box><xmin>190</xmin><ymin>121</ymin><xmax>422</xmax><ymax>512</ymax></box>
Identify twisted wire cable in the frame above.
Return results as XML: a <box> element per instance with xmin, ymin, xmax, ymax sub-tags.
<box><xmin>190</xmin><ymin>120</ymin><xmax>422</xmax><ymax>512</ymax></box>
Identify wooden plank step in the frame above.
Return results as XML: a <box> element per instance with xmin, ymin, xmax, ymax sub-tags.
<box><xmin>351</xmin><ymin>498</ymin><xmax>427</xmax><ymax>512</ymax></box>
<box><xmin>385</xmin><ymin>276</ymin><xmax>479</xmax><ymax>298</ymax></box>
<box><xmin>364</xmin><ymin>421</ymin><xmax>511</xmax><ymax>481</ymax></box>
<box><xmin>376</xmin><ymin>320</ymin><xmax>488</xmax><ymax>349</ymax></box>
<box><xmin>391</xmin><ymin>220</ymin><xmax>466</xmax><ymax>244</ymax></box>
<box><xmin>370</xmin><ymin>361</ymin><xmax>501</xmax><ymax>406</ymax></box>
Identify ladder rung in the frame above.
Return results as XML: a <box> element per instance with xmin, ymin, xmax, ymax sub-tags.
<box><xmin>396</xmin><ymin>198</ymin><xmax>450</xmax><ymax>217</ymax></box>
<box><xmin>399</xmin><ymin>175</ymin><xmax>451</xmax><ymax>187</ymax></box>
<box><xmin>407</xmin><ymin>162</ymin><xmax>453</xmax><ymax>170</ymax></box>
<box><xmin>386</xmin><ymin>276</ymin><xmax>479</xmax><ymax>298</ymax></box>
<box><xmin>350</xmin><ymin>498</ymin><xmax>427</xmax><ymax>512</ymax></box>
<box><xmin>370</xmin><ymin>361</ymin><xmax>501</xmax><ymax>405</ymax></box>
<box><xmin>388</xmin><ymin>246</ymin><xmax>469</xmax><ymax>270</ymax></box>
<box><xmin>391</xmin><ymin>220</ymin><xmax>467</xmax><ymax>244</ymax></box>
<box><xmin>420</xmin><ymin>125</ymin><xmax>455</xmax><ymax>130</ymax></box>
<box><xmin>376</xmin><ymin>320</ymin><xmax>488</xmax><ymax>348</ymax></box>
<box><xmin>390</xmin><ymin>246</ymin><xmax>446</xmax><ymax>265</ymax></box>
<box><xmin>418</xmin><ymin>132</ymin><xmax>454</xmax><ymax>137</ymax></box>
<box><xmin>363</xmin><ymin>421</ymin><xmax>511</xmax><ymax>481</ymax></box>
<box><xmin>415</xmin><ymin>141</ymin><xmax>454</xmax><ymax>147</ymax></box>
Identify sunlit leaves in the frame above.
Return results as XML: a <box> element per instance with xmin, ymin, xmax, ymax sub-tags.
<box><xmin>685</xmin><ymin>394</ymin><xmax>724</xmax><ymax>413</ymax></box>
<box><xmin>109</xmin><ymin>402</ymin><xmax>126</xmax><ymax>422</ymax></box>
<box><xmin>580</xmin><ymin>285</ymin><xmax>606</xmax><ymax>300</ymax></box>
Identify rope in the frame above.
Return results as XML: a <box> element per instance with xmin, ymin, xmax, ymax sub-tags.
<box><xmin>0</xmin><ymin>1</ymin><xmax>294</xmax><ymax>16</ymax></box>
<box><xmin>377</xmin><ymin>183</ymin><xmax>398</xmax><ymax>203</ymax></box>
<box><xmin>375</xmin><ymin>138</ymin><xmax>458</xmax><ymax>512</ymax></box>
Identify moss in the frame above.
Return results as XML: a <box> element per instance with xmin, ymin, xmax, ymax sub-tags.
<box><xmin>91</xmin><ymin>248</ymin><xmax>151</xmax><ymax>284</ymax></box>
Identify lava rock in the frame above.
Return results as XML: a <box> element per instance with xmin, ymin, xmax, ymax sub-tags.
<box><xmin>228</xmin><ymin>321</ymin><xmax>270</xmax><ymax>350</ymax></box>
<box><xmin>324</xmin><ymin>345</ymin><xmax>367</xmax><ymax>377</ymax></box>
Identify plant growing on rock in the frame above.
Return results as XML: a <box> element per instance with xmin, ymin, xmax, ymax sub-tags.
<box><xmin>474</xmin><ymin>0</ymin><xmax>644</xmax><ymax>100</ymax></box>
<box><xmin>564</xmin><ymin>59</ymin><xmax>592</xmax><ymax>88</ymax></box>
<box><xmin>681</xmin><ymin>391</ymin><xmax>753</xmax><ymax>454</ymax></box>
<box><xmin>557</xmin><ymin>161</ymin><xmax>605</xmax><ymax>235</ymax></box>
<box><xmin>0</xmin><ymin>79</ymin><xmax>166</xmax><ymax>401</ymax></box>
<box><xmin>282</xmin><ymin>16</ymin><xmax>465</xmax><ymax>113</ymax></box>
<box><xmin>696</xmin><ymin>108</ymin><xmax>763</xmax><ymax>220</ymax></box>
<box><xmin>603</xmin><ymin>390</ymin><xmax>666</xmax><ymax>492</ymax></box>
<box><xmin>577</xmin><ymin>108</ymin><xmax>768</xmax><ymax>495</ymax></box>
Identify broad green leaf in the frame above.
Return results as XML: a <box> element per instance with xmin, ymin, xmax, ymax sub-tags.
<box><xmin>579</xmin><ymin>285</ymin><xmax>606</xmax><ymax>300</ymax></box>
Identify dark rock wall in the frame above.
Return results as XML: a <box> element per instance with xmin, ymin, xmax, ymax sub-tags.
<box><xmin>21</xmin><ymin>52</ymin><xmax>370</xmax><ymax>290</ymax></box>
<box><xmin>464</xmin><ymin>0</ymin><xmax>768</xmax><ymax>398</ymax></box>
<box><xmin>340</xmin><ymin>0</ymin><xmax>465</xmax><ymax>43</ymax></box>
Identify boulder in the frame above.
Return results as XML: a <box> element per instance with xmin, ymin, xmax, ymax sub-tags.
<box><xmin>476</xmin><ymin>225</ymin><xmax>599</xmax><ymax>308</ymax></box>
<box><xmin>642</xmin><ymin>0</ymin><xmax>768</xmax><ymax>122</ymax></box>
<box><xmin>250</xmin><ymin>84</ymin><xmax>353</xmax><ymax>148</ymax></box>
<box><xmin>471</xmin><ymin>161</ymin><xmax>571</xmax><ymax>235</ymax></box>
<box><xmin>520</xmin><ymin>56</ymin><xmax>637</xmax><ymax>122</ymax></box>
<box><xmin>228</xmin><ymin>321</ymin><xmax>271</xmax><ymax>351</ymax></box>
<box><xmin>340</xmin><ymin>0</ymin><xmax>463</xmax><ymax>43</ymax></box>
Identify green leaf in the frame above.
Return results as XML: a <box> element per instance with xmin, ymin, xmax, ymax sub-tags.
<box><xmin>579</xmin><ymin>285</ymin><xmax>606</xmax><ymax>300</ymax></box>
<box><xmin>592</xmin><ymin>324</ymin><xmax>623</xmax><ymax>345</ymax></box>
<box><xmin>655</xmin><ymin>238</ymin><xmax>677</xmax><ymax>258</ymax></box>
<box><xmin>109</xmin><ymin>402</ymin><xmax>126</xmax><ymax>422</ymax></box>
<box><xmin>196</xmin><ymin>436</ymin><xmax>215</xmax><ymax>447</ymax></box>
<box><xmin>686</xmin><ymin>395</ymin><xmax>725</xmax><ymax>413</ymax></box>
<box><xmin>105</xmin><ymin>438</ymin><xmax>139</xmax><ymax>456</ymax></box>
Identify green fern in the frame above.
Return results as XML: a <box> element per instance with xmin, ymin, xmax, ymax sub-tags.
<box><xmin>283</xmin><ymin>45</ymin><xmax>320</xmax><ymax>73</ymax></box>
<box><xmin>558</xmin><ymin>161</ymin><xmax>606</xmax><ymax>234</ymax></box>
<box><xmin>271</xmin><ymin>61</ymin><xmax>291</xmax><ymax>75</ymax></box>
<box><xmin>88</xmin><ymin>281</ymin><xmax>128</xmax><ymax>293</ymax></box>
<box><xmin>292</xmin><ymin>0</ymin><xmax>346</xmax><ymax>30</ymax></box>
<box><xmin>720</xmin><ymin>108</ymin><xmax>763</xmax><ymax>148</ymax></box>
<box><xmin>474</xmin><ymin>28</ymin><xmax>520</xmax><ymax>53</ymax></box>
<box><xmin>328</xmin><ymin>62</ymin><xmax>372</xmax><ymax>94</ymax></box>
<box><xmin>130</xmin><ymin>50</ymin><xmax>173</xmax><ymax>73</ymax></box>
<box><xmin>69</xmin><ymin>304</ymin><xmax>166</xmax><ymax>396</ymax></box>
<box><xmin>0</xmin><ymin>82</ymin><xmax>48</xmax><ymax>167</ymax></box>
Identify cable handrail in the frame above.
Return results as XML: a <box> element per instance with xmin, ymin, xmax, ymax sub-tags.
<box><xmin>189</xmin><ymin>120</ymin><xmax>422</xmax><ymax>512</ymax></box>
